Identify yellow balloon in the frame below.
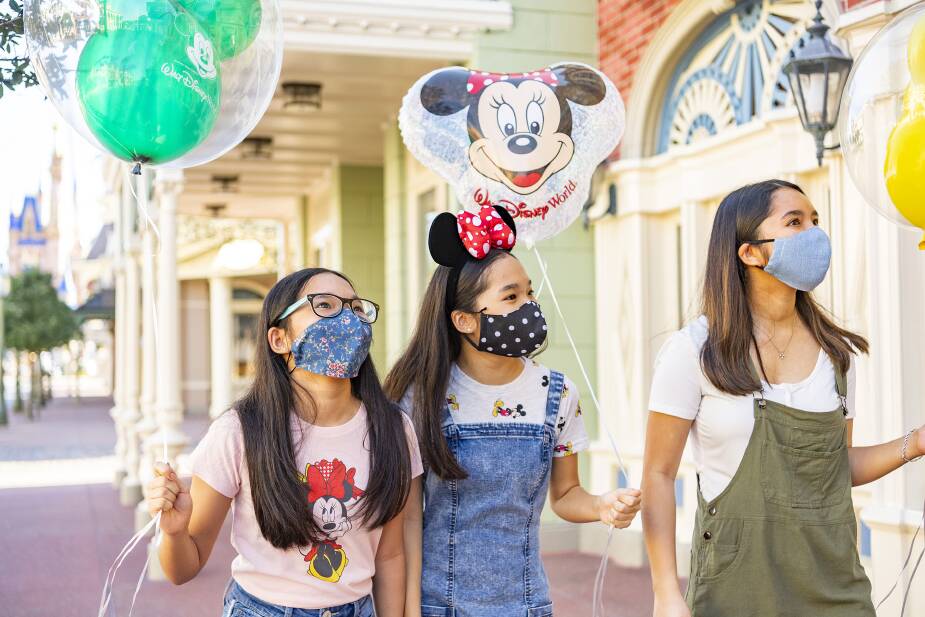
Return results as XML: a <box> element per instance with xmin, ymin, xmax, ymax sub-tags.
<box><xmin>884</xmin><ymin>16</ymin><xmax>925</xmax><ymax>249</ymax></box>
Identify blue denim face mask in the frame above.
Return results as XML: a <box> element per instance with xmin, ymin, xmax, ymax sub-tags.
<box><xmin>752</xmin><ymin>226</ymin><xmax>832</xmax><ymax>292</ymax></box>
<box><xmin>290</xmin><ymin>311</ymin><xmax>372</xmax><ymax>379</ymax></box>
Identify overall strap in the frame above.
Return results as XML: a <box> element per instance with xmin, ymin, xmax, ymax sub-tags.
<box><xmin>748</xmin><ymin>357</ymin><xmax>768</xmax><ymax>407</ymax></box>
<box><xmin>441</xmin><ymin>401</ymin><xmax>456</xmax><ymax>430</ymax></box>
<box><xmin>544</xmin><ymin>370</ymin><xmax>566</xmax><ymax>430</ymax></box>
<box><xmin>834</xmin><ymin>362</ymin><xmax>849</xmax><ymax>415</ymax></box>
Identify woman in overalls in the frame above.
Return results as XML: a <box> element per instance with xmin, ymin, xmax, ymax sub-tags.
<box><xmin>642</xmin><ymin>180</ymin><xmax>924</xmax><ymax>617</ymax></box>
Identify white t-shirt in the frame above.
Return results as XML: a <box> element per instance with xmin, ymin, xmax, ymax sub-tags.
<box><xmin>648</xmin><ymin>315</ymin><xmax>856</xmax><ymax>503</ymax></box>
<box><xmin>399</xmin><ymin>358</ymin><xmax>590</xmax><ymax>457</ymax></box>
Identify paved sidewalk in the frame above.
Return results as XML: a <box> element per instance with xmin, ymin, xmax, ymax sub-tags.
<box><xmin>0</xmin><ymin>397</ymin><xmax>659</xmax><ymax>617</ymax></box>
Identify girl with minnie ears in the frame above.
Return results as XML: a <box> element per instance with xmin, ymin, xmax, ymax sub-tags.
<box><xmin>384</xmin><ymin>205</ymin><xmax>642</xmax><ymax>617</ymax></box>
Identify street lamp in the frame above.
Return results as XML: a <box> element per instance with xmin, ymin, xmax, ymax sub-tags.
<box><xmin>0</xmin><ymin>267</ymin><xmax>9</xmax><ymax>426</ymax></box>
<box><xmin>782</xmin><ymin>1</ymin><xmax>853</xmax><ymax>166</ymax></box>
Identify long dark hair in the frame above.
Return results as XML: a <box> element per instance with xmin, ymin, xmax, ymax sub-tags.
<box><xmin>700</xmin><ymin>179</ymin><xmax>868</xmax><ymax>395</ymax></box>
<box><xmin>234</xmin><ymin>268</ymin><xmax>412</xmax><ymax>549</ymax></box>
<box><xmin>384</xmin><ymin>250</ymin><xmax>511</xmax><ymax>480</ymax></box>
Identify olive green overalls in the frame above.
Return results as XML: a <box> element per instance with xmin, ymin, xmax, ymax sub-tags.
<box><xmin>685</xmin><ymin>365</ymin><xmax>876</xmax><ymax>617</ymax></box>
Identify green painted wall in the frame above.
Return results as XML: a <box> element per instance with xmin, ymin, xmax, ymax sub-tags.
<box><xmin>472</xmin><ymin>0</ymin><xmax>597</xmax><ymax>70</ymax></box>
<box><xmin>339</xmin><ymin>164</ymin><xmax>387</xmax><ymax>369</ymax></box>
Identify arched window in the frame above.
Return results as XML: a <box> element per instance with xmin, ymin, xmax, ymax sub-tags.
<box><xmin>657</xmin><ymin>0</ymin><xmax>814</xmax><ymax>153</ymax></box>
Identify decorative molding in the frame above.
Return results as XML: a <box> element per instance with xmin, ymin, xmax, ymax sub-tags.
<box><xmin>281</xmin><ymin>0</ymin><xmax>513</xmax><ymax>59</ymax></box>
<box><xmin>657</xmin><ymin>0</ymin><xmax>815</xmax><ymax>154</ymax></box>
<box><xmin>176</xmin><ymin>215</ymin><xmax>280</xmax><ymax>277</ymax></box>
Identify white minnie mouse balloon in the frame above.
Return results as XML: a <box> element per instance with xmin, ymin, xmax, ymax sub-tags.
<box><xmin>399</xmin><ymin>63</ymin><xmax>625</xmax><ymax>244</ymax></box>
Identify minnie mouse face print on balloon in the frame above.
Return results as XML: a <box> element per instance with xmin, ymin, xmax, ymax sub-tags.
<box><xmin>399</xmin><ymin>63</ymin><xmax>625</xmax><ymax>244</ymax></box>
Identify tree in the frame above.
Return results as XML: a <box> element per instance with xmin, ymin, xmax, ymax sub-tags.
<box><xmin>4</xmin><ymin>270</ymin><xmax>79</xmax><ymax>418</ymax></box>
<box><xmin>1</xmin><ymin>0</ymin><xmax>37</xmax><ymax>98</ymax></box>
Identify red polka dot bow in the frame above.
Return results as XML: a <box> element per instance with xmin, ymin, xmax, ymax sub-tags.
<box><xmin>466</xmin><ymin>69</ymin><xmax>559</xmax><ymax>95</ymax></box>
<box><xmin>456</xmin><ymin>205</ymin><xmax>516</xmax><ymax>259</ymax></box>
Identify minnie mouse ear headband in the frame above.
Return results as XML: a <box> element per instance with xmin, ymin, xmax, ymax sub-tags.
<box><xmin>428</xmin><ymin>204</ymin><xmax>517</xmax><ymax>315</ymax></box>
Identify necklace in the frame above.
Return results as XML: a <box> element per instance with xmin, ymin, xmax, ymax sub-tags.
<box><xmin>755</xmin><ymin>313</ymin><xmax>796</xmax><ymax>360</ymax></box>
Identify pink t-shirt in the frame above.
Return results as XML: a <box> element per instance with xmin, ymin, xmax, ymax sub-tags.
<box><xmin>189</xmin><ymin>405</ymin><xmax>423</xmax><ymax>609</ymax></box>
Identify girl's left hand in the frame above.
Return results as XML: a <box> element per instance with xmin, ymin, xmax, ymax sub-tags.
<box><xmin>597</xmin><ymin>488</ymin><xmax>642</xmax><ymax>528</ymax></box>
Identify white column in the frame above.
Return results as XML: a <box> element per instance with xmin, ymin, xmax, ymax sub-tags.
<box><xmin>134</xmin><ymin>223</ymin><xmax>161</xmax><ymax>531</ymax></box>
<box><xmin>277</xmin><ymin>221</ymin><xmax>289</xmax><ymax>280</ymax></box>
<box><xmin>680</xmin><ymin>200</ymin><xmax>709</xmax><ymax>319</ymax></box>
<box><xmin>209</xmin><ymin>276</ymin><xmax>234</xmax><ymax>419</ymax></box>
<box><xmin>110</xmin><ymin>186</ymin><xmax>128</xmax><ymax>488</ymax></box>
<box><xmin>146</xmin><ymin>169</ymin><xmax>188</xmax><ymax>469</ymax></box>
<box><xmin>117</xmin><ymin>172</ymin><xmax>143</xmax><ymax>503</ymax></box>
<box><xmin>119</xmin><ymin>247</ymin><xmax>142</xmax><ymax>505</ymax></box>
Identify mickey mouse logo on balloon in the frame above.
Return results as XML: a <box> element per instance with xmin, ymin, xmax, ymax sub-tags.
<box><xmin>400</xmin><ymin>62</ymin><xmax>625</xmax><ymax>244</ymax></box>
<box><xmin>187</xmin><ymin>32</ymin><xmax>218</xmax><ymax>80</ymax></box>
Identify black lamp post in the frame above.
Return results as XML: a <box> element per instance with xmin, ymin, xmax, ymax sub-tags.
<box><xmin>782</xmin><ymin>1</ymin><xmax>853</xmax><ymax>166</ymax></box>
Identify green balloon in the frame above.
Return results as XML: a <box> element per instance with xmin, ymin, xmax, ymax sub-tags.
<box><xmin>76</xmin><ymin>1</ymin><xmax>221</xmax><ymax>165</ymax></box>
<box><xmin>175</xmin><ymin>0</ymin><xmax>262</xmax><ymax>60</ymax></box>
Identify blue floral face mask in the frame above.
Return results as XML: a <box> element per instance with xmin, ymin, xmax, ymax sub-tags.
<box><xmin>290</xmin><ymin>311</ymin><xmax>372</xmax><ymax>379</ymax></box>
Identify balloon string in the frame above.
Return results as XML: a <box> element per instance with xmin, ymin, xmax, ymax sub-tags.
<box><xmin>531</xmin><ymin>245</ymin><xmax>630</xmax><ymax>617</ymax></box>
<box><xmin>97</xmin><ymin>167</ymin><xmax>167</xmax><ymax>617</ymax></box>
<box><xmin>531</xmin><ymin>246</ymin><xmax>629</xmax><ymax>478</ymax></box>
<box><xmin>876</xmin><ymin>495</ymin><xmax>925</xmax><ymax>617</ymax></box>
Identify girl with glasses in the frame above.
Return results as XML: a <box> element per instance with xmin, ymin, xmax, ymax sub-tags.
<box><xmin>145</xmin><ymin>268</ymin><xmax>423</xmax><ymax>617</ymax></box>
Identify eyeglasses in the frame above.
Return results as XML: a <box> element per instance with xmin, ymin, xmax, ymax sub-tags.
<box><xmin>274</xmin><ymin>294</ymin><xmax>380</xmax><ymax>325</ymax></box>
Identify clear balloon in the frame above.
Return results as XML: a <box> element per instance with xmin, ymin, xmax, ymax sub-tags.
<box><xmin>24</xmin><ymin>0</ymin><xmax>283</xmax><ymax>170</ymax></box>
<box><xmin>838</xmin><ymin>3</ymin><xmax>925</xmax><ymax>247</ymax></box>
<box><xmin>161</xmin><ymin>0</ymin><xmax>282</xmax><ymax>169</ymax></box>
<box><xmin>176</xmin><ymin>0</ymin><xmax>262</xmax><ymax>60</ymax></box>
<box><xmin>399</xmin><ymin>63</ymin><xmax>625</xmax><ymax>245</ymax></box>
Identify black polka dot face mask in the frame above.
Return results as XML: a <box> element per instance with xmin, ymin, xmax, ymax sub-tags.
<box><xmin>471</xmin><ymin>301</ymin><xmax>548</xmax><ymax>357</ymax></box>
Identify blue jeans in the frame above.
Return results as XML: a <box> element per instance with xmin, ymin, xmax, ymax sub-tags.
<box><xmin>222</xmin><ymin>579</ymin><xmax>375</xmax><ymax>617</ymax></box>
<box><xmin>420</xmin><ymin>371</ymin><xmax>565</xmax><ymax>617</ymax></box>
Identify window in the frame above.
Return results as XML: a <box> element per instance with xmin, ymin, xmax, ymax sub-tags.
<box><xmin>656</xmin><ymin>0</ymin><xmax>815</xmax><ymax>154</ymax></box>
<box><xmin>234</xmin><ymin>313</ymin><xmax>259</xmax><ymax>380</ymax></box>
<box><xmin>232</xmin><ymin>288</ymin><xmax>263</xmax><ymax>300</ymax></box>
<box><xmin>231</xmin><ymin>287</ymin><xmax>264</xmax><ymax>384</ymax></box>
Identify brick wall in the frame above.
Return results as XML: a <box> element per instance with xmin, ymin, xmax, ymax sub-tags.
<box><xmin>598</xmin><ymin>0</ymin><xmax>682</xmax><ymax>158</ymax></box>
<box><xmin>598</xmin><ymin>0</ymin><xmax>682</xmax><ymax>109</ymax></box>
<box><xmin>842</xmin><ymin>0</ymin><xmax>876</xmax><ymax>9</ymax></box>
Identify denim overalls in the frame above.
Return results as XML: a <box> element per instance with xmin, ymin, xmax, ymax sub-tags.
<box><xmin>421</xmin><ymin>371</ymin><xmax>565</xmax><ymax>617</ymax></box>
